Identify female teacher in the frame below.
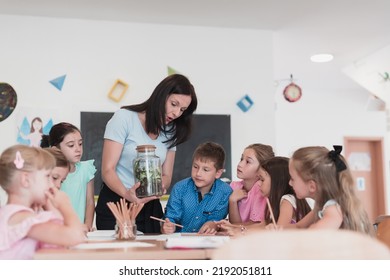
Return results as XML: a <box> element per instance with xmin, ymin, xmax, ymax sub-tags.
<box><xmin>95</xmin><ymin>74</ymin><xmax>198</xmax><ymax>233</ymax></box>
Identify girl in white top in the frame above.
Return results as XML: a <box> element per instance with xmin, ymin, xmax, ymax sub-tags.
<box><xmin>258</xmin><ymin>156</ymin><xmax>311</xmax><ymax>226</ymax></box>
<box><xmin>284</xmin><ymin>145</ymin><xmax>373</xmax><ymax>235</ymax></box>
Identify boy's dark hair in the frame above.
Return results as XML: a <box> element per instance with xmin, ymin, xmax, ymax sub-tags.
<box><xmin>192</xmin><ymin>142</ymin><xmax>225</xmax><ymax>170</ymax></box>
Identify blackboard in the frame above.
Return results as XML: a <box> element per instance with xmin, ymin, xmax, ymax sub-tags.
<box><xmin>171</xmin><ymin>114</ymin><xmax>231</xmax><ymax>188</ymax></box>
<box><xmin>80</xmin><ymin>112</ymin><xmax>231</xmax><ymax>195</ymax></box>
<box><xmin>81</xmin><ymin>112</ymin><xmax>114</xmax><ymax>195</ymax></box>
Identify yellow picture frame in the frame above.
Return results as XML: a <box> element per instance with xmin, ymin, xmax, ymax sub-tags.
<box><xmin>107</xmin><ymin>79</ymin><xmax>128</xmax><ymax>102</ymax></box>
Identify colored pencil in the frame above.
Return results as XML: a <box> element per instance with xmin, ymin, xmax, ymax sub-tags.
<box><xmin>150</xmin><ymin>216</ymin><xmax>184</xmax><ymax>228</ymax></box>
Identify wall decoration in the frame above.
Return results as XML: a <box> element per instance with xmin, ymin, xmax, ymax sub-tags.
<box><xmin>107</xmin><ymin>79</ymin><xmax>129</xmax><ymax>102</ymax></box>
<box><xmin>167</xmin><ymin>66</ymin><xmax>179</xmax><ymax>76</ymax></box>
<box><xmin>283</xmin><ymin>74</ymin><xmax>302</xmax><ymax>102</ymax></box>
<box><xmin>0</xmin><ymin>83</ymin><xmax>17</xmax><ymax>122</ymax></box>
<box><xmin>49</xmin><ymin>74</ymin><xmax>67</xmax><ymax>91</ymax></box>
<box><xmin>348</xmin><ymin>152</ymin><xmax>371</xmax><ymax>171</ymax></box>
<box><xmin>379</xmin><ymin>72</ymin><xmax>390</xmax><ymax>82</ymax></box>
<box><xmin>16</xmin><ymin>108</ymin><xmax>55</xmax><ymax>147</ymax></box>
<box><xmin>236</xmin><ymin>94</ymin><xmax>254</xmax><ymax>112</ymax></box>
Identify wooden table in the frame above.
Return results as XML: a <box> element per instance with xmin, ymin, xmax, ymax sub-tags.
<box><xmin>34</xmin><ymin>232</ymin><xmax>220</xmax><ymax>260</ymax></box>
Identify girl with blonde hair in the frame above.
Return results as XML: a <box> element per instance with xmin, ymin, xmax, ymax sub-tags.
<box><xmin>0</xmin><ymin>145</ymin><xmax>85</xmax><ymax>259</ymax></box>
<box><xmin>286</xmin><ymin>145</ymin><xmax>373</xmax><ymax>235</ymax></box>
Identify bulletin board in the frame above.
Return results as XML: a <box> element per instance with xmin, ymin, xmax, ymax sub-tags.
<box><xmin>80</xmin><ymin>112</ymin><xmax>231</xmax><ymax>195</ymax></box>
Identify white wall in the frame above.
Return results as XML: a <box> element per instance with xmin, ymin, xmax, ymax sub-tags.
<box><xmin>0</xmin><ymin>14</ymin><xmax>274</xmax><ymax>181</ymax></box>
<box><xmin>274</xmin><ymin>81</ymin><xmax>389</xmax><ymax>211</ymax></box>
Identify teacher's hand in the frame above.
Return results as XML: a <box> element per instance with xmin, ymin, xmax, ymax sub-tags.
<box><xmin>124</xmin><ymin>182</ymin><xmax>159</xmax><ymax>204</ymax></box>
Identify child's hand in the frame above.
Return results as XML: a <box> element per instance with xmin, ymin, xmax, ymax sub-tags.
<box><xmin>45</xmin><ymin>187</ymin><xmax>72</xmax><ymax>211</ymax></box>
<box><xmin>161</xmin><ymin>218</ymin><xmax>175</xmax><ymax>234</ymax></box>
<box><xmin>198</xmin><ymin>221</ymin><xmax>218</xmax><ymax>235</ymax></box>
<box><xmin>82</xmin><ymin>224</ymin><xmax>91</xmax><ymax>235</ymax></box>
<box><xmin>229</xmin><ymin>188</ymin><xmax>248</xmax><ymax>203</ymax></box>
<box><xmin>42</xmin><ymin>198</ymin><xmax>56</xmax><ymax>211</ymax></box>
<box><xmin>214</xmin><ymin>220</ymin><xmax>240</xmax><ymax>236</ymax></box>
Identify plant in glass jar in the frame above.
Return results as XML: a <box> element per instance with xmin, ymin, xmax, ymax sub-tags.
<box><xmin>133</xmin><ymin>145</ymin><xmax>163</xmax><ymax>197</ymax></box>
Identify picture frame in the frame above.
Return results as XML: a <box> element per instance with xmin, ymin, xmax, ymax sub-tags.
<box><xmin>107</xmin><ymin>79</ymin><xmax>129</xmax><ymax>102</ymax></box>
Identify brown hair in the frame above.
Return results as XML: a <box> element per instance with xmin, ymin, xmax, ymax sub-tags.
<box><xmin>192</xmin><ymin>142</ymin><xmax>225</xmax><ymax>170</ymax></box>
<box><xmin>245</xmin><ymin>143</ymin><xmax>274</xmax><ymax>169</ymax></box>
<box><xmin>44</xmin><ymin>147</ymin><xmax>70</xmax><ymax>170</ymax></box>
<box><xmin>262</xmin><ymin>156</ymin><xmax>311</xmax><ymax>225</ymax></box>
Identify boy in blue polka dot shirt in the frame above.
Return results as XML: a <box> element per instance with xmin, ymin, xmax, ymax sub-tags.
<box><xmin>161</xmin><ymin>142</ymin><xmax>232</xmax><ymax>234</ymax></box>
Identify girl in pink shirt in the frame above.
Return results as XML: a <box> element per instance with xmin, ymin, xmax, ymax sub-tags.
<box><xmin>0</xmin><ymin>145</ymin><xmax>85</xmax><ymax>259</ymax></box>
<box><xmin>229</xmin><ymin>143</ymin><xmax>274</xmax><ymax>224</ymax></box>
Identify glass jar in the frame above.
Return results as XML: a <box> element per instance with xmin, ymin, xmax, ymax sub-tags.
<box><xmin>115</xmin><ymin>220</ymin><xmax>137</xmax><ymax>240</ymax></box>
<box><xmin>133</xmin><ymin>145</ymin><xmax>163</xmax><ymax>198</ymax></box>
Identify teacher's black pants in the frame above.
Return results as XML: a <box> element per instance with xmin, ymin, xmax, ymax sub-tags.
<box><xmin>95</xmin><ymin>182</ymin><xmax>163</xmax><ymax>234</ymax></box>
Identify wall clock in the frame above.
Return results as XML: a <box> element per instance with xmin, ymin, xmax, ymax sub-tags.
<box><xmin>283</xmin><ymin>82</ymin><xmax>302</xmax><ymax>102</ymax></box>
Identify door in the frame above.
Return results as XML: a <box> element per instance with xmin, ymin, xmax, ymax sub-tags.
<box><xmin>344</xmin><ymin>137</ymin><xmax>385</xmax><ymax>223</ymax></box>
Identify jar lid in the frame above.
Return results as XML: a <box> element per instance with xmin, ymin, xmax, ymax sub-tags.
<box><xmin>136</xmin><ymin>145</ymin><xmax>156</xmax><ymax>152</ymax></box>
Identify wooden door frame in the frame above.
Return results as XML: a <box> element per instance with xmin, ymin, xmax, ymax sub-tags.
<box><xmin>344</xmin><ymin>136</ymin><xmax>387</xmax><ymax>215</ymax></box>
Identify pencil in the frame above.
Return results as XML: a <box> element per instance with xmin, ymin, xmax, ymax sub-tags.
<box><xmin>266</xmin><ymin>197</ymin><xmax>277</xmax><ymax>227</ymax></box>
<box><xmin>150</xmin><ymin>216</ymin><xmax>184</xmax><ymax>228</ymax></box>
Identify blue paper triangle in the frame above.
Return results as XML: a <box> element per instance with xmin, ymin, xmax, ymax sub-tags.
<box><xmin>43</xmin><ymin>119</ymin><xmax>53</xmax><ymax>135</ymax></box>
<box><xmin>49</xmin><ymin>75</ymin><xmax>66</xmax><ymax>91</ymax></box>
<box><xmin>17</xmin><ymin>117</ymin><xmax>31</xmax><ymax>145</ymax></box>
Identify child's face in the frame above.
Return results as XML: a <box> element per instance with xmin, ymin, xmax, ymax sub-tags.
<box><xmin>30</xmin><ymin>169</ymin><xmax>53</xmax><ymax>204</ymax></box>
<box><xmin>59</xmin><ymin>131</ymin><xmax>83</xmax><ymax>164</ymax></box>
<box><xmin>288</xmin><ymin>160</ymin><xmax>312</xmax><ymax>199</ymax></box>
<box><xmin>258</xmin><ymin>167</ymin><xmax>271</xmax><ymax>197</ymax></box>
<box><xmin>191</xmin><ymin>158</ymin><xmax>222</xmax><ymax>189</ymax></box>
<box><xmin>237</xmin><ymin>148</ymin><xmax>261</xmax><ymax>181</ymax></box>
<box><xmin>51</xmin><ymin>166</ymin><xmax>69</xmax><ymax>189</ymax></box>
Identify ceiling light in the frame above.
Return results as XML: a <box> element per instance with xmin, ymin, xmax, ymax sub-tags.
<box><xmin>310</xmin><ymin>53</ymin><xmax>334</xmax><ymax>63</ymax></box>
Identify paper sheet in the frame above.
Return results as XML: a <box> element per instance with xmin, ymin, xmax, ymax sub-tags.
<box><xmin>72</xmin><ymin>241</ymin><xmax>155</xmax><ymax>250</ymax></box>
<box><xmin>165</xmin><ymin>236</ymin><xmax>230</xmax><ymax>249</ymax></box>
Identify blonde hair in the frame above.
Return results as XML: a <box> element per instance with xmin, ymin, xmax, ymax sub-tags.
<box><xmin>291</xmin><ymin>146</ymin><xmax>373</xmax><ymax>235</ymax></box>
<box><xmin>0</xmin><ymin>145</ymin><xmax>55</xmax><ymax>191</ymax></box>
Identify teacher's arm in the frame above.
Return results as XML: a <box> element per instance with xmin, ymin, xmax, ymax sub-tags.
<box><xmin>161</xmin><ymin>150</ymin><xmax>175</xmax><ymax>192</ymax></box>
<box><xmin>101</xmin><ymin>139</ymin><xmax>156</xmax><ymax>203</ymax></box>
<box><xmin>101</xmin><ymin>139</ymin><xmax>127</xmax><ymax>198</ymax></box>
